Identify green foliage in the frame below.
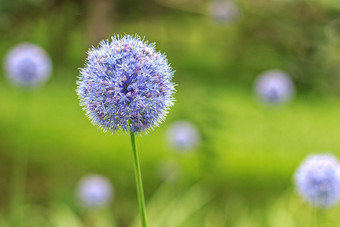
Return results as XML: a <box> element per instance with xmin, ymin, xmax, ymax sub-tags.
<box><xmin>2</xmin><ymin>0</ymin><xmax>340</xmax><ymax>92</ymax></box>
<box><xmin>1</xmin><ymin>75</ymin><xmax>340</xmax><ymax>225</ymax></box>
<box><xmin>1</xmin><ymin>0</ymin><xmax>340</xmax><ymax>226</ymax></box>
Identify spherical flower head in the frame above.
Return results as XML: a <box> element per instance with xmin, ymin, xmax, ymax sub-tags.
<box><xmin>294</xmin><ymin>154</ymin><xmax>340</xmax><ymax>208</ymax></box>
<box><xmin>76</xmin><ymin>174</ymin><xmax>113</xmax><ymax>208</ymax></box>
<box><xmin>208</xmin><ymin>0</ymin><xmax>241</xmax><ymax>24</ymax></box>
<box><xmin>4</xmin><ymin>43</ymin><xmax>52</xmax><ymax>88</ymax></box>
<box><xmin>166</xmin><ymin>120</ymin><xmax>200</xmax><ymax>151</ymax></box>
<box><xmin>77</xmin><ymin>35</ymin><xmax>176</xmax><ymax>133</ymax></box>
<box><xmin>254</xmin><ymin>70</ymin><xmax>295</xmax><ymax>105</ymax></box>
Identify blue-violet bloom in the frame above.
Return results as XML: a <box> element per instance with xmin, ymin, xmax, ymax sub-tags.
<box><xmin>208</xmin><ymin>0</ymin><xmax>241</xmax><ymax>24</ymax></box>
<box><xmin>294</xmin><ymin>154</ymin><xmax>340</xmax><ymax>208</ymax></box>
<box><xmin>166</xmin><ymin>120</ymin><xmax>200</xmax><ymax>151</ymax></box>
<box><xmin>77</xmin><ymin>35</ymin><xmax>175</xmax><ymax>133</ymax></box>
<box><xmin>4</xmin><ymin>43</ymin><xmax>52</xmax><ymax>87</ymax></box>
<box><xmin>254</xmin><ymin>69</ymin><xmax>295</xmax><ymax>105</ymax></box>
<box><xmin>77</xmin><ymin>174</ymin><xmax>113</xmax><ymax>208</ymax></box>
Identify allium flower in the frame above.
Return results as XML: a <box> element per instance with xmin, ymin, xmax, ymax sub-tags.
<box><xmin>254</xmin><ymin>70</ymin><xmax>295</xmax><ymax>105</ymax></box>
<box><xmin>294</xmin><ymin>154</ymin><xmax>340</xmax><ymax>208</ymax></box>
<box><xmin>4</xmin><ymin>43</ymin><xmax>52</xmax><ymax>87</ymax></box>
<box><xmin>208</xmin><ymin>0</ymin><xmax>241</xmax><ymax>24</ymax></box>
<box><xmin>166</xmin><ymin>121</ymin><xmax>200</xmax><ymax>151</ymax></box>
<box><xmin>76</xmin><ymin>174</ymin><xmax>113</xmax><ymax>208</ymax></box>
<box><xmin>77</xmin><ymin>35</ymin><xmax>175</xmax><ymax>133</ymax></box>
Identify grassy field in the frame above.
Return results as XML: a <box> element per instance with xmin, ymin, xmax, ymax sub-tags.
<box><xmin>1</xmin><ymin>1</ymin><xmax>340</xmax><ymax>225</ymax></box>
<box><xmin>1</xmin><ymin>69</ymin><xmax>340</xmax><ymax>226</ymax></box>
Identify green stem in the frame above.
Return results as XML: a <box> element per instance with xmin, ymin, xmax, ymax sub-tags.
<box><xmin>130</xmin><ymin>131</ymin><xmax>148</xmax><ymax>227</ymax></box>
<box><xmin>315</xmin><ymin>208</ymin><xmax>325</xmax><ymax>227</ymax></box>
<box><xmin>10</xmin><ymin>91</ymin><xmax>31</xmax><ymax>227</ymax></box>
<box><xmin>10</xmin><ymin>147</ymin><xmax>27</xmax><ymax>227</ymax></box>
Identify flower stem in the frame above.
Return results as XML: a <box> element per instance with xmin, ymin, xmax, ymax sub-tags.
<box><xmin>10</xmin><ymin>91</ymin><xmax>29</xmax><ymax>227</ymax></box>
<box><xmin>315</xmin><ymin>208</ymin><xmax>325</xmax><ymax>227</ymax></box>
<box><xmin>130</xmin><ymin>131</ymin><xmax>148</xmax><ymax>227</ymax></box>
<box><xmin>10</xmin><ymin>147</ymin><xmax>27</xmax><ymax>227</ymax></box>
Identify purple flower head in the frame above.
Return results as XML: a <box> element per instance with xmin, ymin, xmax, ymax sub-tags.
<box><xmin>166</xmin><ymin>121</ymin><xmax>200</xmax><ymax>151</ymax></box>
<box><xmin>294</xmin><ymin>154</ymin><xmax>340</xmax><ymax>208</ymax></box>
<box><xmin>254</xmin><ymin>70</ymin><xmax>295</xmax><ymax>105</ymax></box>
<box><xmin>208</xmin><ymin>0</ymin><xmax>241</xmax><ymax>24</ymax></box>
<box><xmin>76</xmin><ymin>174</ymin><xmax>113</xmax><ymax>208</ymax></box>
<box><xmin>77</xmin><ymin>35</ymin><xmax>176</xmax><ymax>133</ymax></box>
<box><xmin>4</xmin><ymin>43</ymin><xmax>52</xmax><ymax>88</ymax></box>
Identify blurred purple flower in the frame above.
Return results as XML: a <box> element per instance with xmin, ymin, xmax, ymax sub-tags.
<box><xmin>294</xmin><ymin>154</ymin><xmax>340</xmax><ymax>208</ymax></box>
<box><xmin>166</xmin><ymin>121</ymin><xmax>200</xmax><ymax>151</ymax></box>
<box><xmin>254</xmin><ymin>69</ymin><xmax>295</xmax><ymax>105</ymax></box>
<box><xmin>208</xmin><ymin>0</ymin><xmax>241</xmax><ymax>24</ymax></box>
<box><xmin>77</xmin><ymin>35</ymin><xmax>176</xmax><ymax>133</ymax></box>
<box><xmin>77</xmin><ymin>174</ymin><xmax>113</xmax><ymax>208</ymax></box>
<box><xmin>4</xmin><ymin>43</ymin><xmax>52</xmax><ymax>87</ymax></box>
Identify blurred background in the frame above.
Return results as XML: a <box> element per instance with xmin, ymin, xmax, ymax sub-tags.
<box><xmin>1</xmin><ymin>0</ymin><xmax>340</xmax><ymax>226</ymax></box>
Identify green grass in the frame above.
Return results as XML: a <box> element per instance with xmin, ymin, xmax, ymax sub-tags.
<box><xmin>1</xmin><ymin>71</ymin><xmax>340</xmax><ymax>199</ymax></box>
<box><xmin>1</xmin><ymin>0</ymin><xmax>340</xmax><ymax>225</ymax></box>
